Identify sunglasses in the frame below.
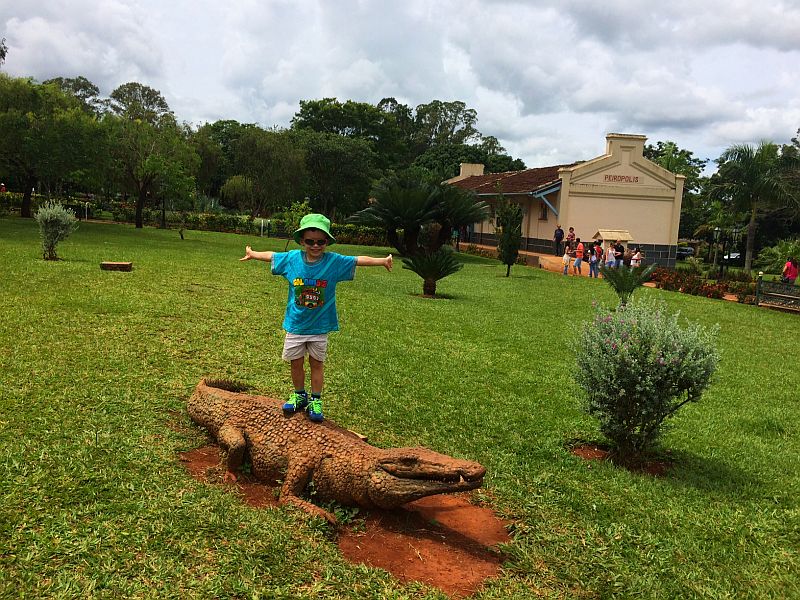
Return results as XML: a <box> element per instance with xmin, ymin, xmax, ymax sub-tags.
<box><xmin>303</xmin><ymin>238</ymin><xmax>328</xmax><ymax>247</ymax></box>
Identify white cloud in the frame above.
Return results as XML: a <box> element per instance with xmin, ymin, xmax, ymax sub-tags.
<box><xmin>2</xmin><ymin>0</ymin><xmax>799</xmax><ymax>167</ymax></box>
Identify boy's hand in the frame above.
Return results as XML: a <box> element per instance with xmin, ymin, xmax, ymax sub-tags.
<box><xmin>385</xmin><ymin>254</ymin><xmax>393</xmax><ymax>271</ymax></box>
<box><xmin>240</xmin><ymin>246</ymin><xmax>253</xmax><ymax>261</ymax></box>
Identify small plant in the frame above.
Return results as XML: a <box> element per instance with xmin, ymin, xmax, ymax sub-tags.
<box><xmin>401</xmin><ymin>246</ymin><xmax>463</xmax><ymax>296</ymax></box>
<box><xmin>599</xmin><ymin>264</ymin><xmax>657</xmax><ymax>306</ymax></box>
<box><xmin>683</xmin><ymin>256</ymin><xmax>705</xmax><ymax>275</ymax></box>
<box><xmin>575</xmin><ymin>299</ymin><xmax>719</xmax><ymax>464</ymax></box>
<box><xmin>281</xmin><ymin>198</ymin><xmax>312</xmax><ymax>251</ymax></box>
<box><xmin>495</xmin><ymin>198</ymin><xmax>523</xmax><ymax>277</ymax></box>
<box><xmin>34</xmin><ymin>201</ymin><xmax>78</xmax><ymax>260</ymax></box>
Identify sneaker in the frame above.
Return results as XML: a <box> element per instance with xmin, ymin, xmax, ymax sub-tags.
<box><xmin>307</xmin><ymin>397</ymin><xmax>324</xmax><ymax>422</ymax></box>
<box><xmin>283</xmin><ymin>392</ymin><xmax>308</xmax><ymax>414</ymax></box>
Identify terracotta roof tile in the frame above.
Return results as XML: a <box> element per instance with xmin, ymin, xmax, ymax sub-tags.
<box><xmin>451</xmin><ymin>164</ymin><xmax>576</xmax><ymax>195</ymax></box>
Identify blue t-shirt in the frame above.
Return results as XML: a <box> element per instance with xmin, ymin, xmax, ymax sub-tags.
<box><xmin>272</xmin><ymin>250</ymin><xmax>357</xmax><ymax>334</ymax></box>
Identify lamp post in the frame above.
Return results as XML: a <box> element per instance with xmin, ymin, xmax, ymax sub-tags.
<box><xmin>718</xmin><ymin>226</ymin><xmax>742</xmax><ymax>279</ymax></box>
<box><xmin>712</xmin><ymin>226</ymin><xmax>721</xmax><ymax>270</ymax></box>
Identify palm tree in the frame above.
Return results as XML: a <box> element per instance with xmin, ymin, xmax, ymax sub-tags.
<box><xmin>348</xmin><ymin>172</ymin><xmax>489</xmax><ymax>296</ymax></box>
<box><xmin>599</xmin><ymin>264</ymin><xmax>657</xmax><ymax>306</ymax></box>
<box><xmin>401</xmin><ymin>247</ymin><xmax>463</xmax><ymax>296</ymax></box>
<box><xmin>710</xmin><ymin>142</ymin><xmax>798</xmax><ymax>272</ymax></box>
<box><xmin>347</xmin><ymin>173</ymin><xmax>438</xmax><ymax>256</ymax></box>
<box><xmin>429</xmin><ymin>183</ymin><xmax>490</xmax><ymax>251</ymax></box>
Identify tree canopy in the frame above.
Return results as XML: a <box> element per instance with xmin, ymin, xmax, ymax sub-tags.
<box><xmin>709</xmin><ymin>141</ymin><xmax>799</xmax><ymax>271</ymax></box>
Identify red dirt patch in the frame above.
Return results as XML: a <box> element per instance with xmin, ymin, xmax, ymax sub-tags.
<box><xmin>179</xmin><ymin>445</ymin><xmax>509</xmax><ymax>597</ymax></box>
<box><xmin>571</xmin><ymin>443</ymin><xmax>671</xmax><ymax>477</ymax></box>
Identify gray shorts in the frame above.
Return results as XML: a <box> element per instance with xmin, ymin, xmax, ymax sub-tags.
<box><xmin>282</xmin><ymin>333</ymin><xmax>328</xmax><ymax>362</ymax></box>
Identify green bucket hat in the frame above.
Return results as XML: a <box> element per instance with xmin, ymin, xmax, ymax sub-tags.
<box><xmin>293</xmin><ymin>213</ymin><xmax>336</xmax><ymax>246</ymax></box>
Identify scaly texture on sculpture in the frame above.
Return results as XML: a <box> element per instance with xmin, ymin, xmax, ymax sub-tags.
<box><xmin>187</xmin><ymin>379</ymin><xmax>486</xmax><ymax>523</ymax></box>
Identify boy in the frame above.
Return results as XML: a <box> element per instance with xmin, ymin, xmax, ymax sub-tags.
<box><xmin>240</xmin><ymin>213</ymin><xmax>392</xmax><ymax>422</ymax></box>
<box><xmin>562</xmin><ymin>247</ymin><xmax>571</xmax><ymax>275</ymax></box>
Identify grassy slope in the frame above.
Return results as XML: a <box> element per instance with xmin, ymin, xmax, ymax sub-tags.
<box><xmin>1</xmin><ymin>217</ymin><xmax>798</xmax><ymax>599</ymax></box>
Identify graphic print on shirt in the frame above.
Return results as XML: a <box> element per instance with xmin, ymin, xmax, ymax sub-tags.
<box><xmin>293</xmin><ymin>277</ymin><xmax>328</xmax><ymax>309</ymax></box>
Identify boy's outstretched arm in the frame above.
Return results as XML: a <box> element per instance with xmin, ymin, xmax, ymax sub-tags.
<box><xmin>356</xmin><ymin>254</ymin><xmax>393</xmax><ymax>271</ymax></box>
<box><xmin>240</xmin><ymin>246</ymin><xmax>274</xmax><ymax>262</ymax></box>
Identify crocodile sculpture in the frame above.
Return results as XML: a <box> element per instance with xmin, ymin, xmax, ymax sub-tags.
<box><xmin>187</xmin><ymin>379</ymin><xmax>486</xmax><ymax>523</ymax></box>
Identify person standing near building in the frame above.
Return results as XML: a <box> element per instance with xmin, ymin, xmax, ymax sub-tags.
<box><xmin>630</xmin><ymin>247</ymin><xmax>643</xmax><ymax>267</ymax></box>
<box><xmin>614</xmin><ymin>240</ymin><xmax>625</xmax><ymax>268</ymax></box>
<box><xmin>553</xmin><ymin>224</ymin><xmax>564</xmax><ymax>255</ymax></box>
<box><xmin>566</xmin><ymin>227</ymin><xmax>576</xmax><ymax>250</ymax></box>
<box><xmin>562</xmin><ymin>247</ymin><xmax>571</xmax><ymax>275</ymax></box>
<box><xmin>589</xmin><ymin>239</ymin><xmax>602</xmax><ymax>278</ymax></box>
<box><xmin>572</xmin><ymin>238</ymin><xmax>585</xmax><ymax>276</ymax></box>
<box><xmin>605</xmin><ymin>242</ymin><xmax>616</xmax><ymax>268</ymax></box>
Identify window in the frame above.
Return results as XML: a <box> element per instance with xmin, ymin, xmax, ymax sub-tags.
<box><xmin>538</xmin><ymin>201</ymin><xmax>548</xmax><ymax>220</ymax></box>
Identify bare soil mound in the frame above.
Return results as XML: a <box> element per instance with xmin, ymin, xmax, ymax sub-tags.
<box><xmin>180</xmin><ymin>446</ymin><xmax>509</xmax><ymax>597</ymax></box>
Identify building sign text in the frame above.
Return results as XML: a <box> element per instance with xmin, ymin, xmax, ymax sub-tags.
<box><xmin>604</xmin><ymin>174</ymin><xmax>639</xmax><ymax>183</ymax></box>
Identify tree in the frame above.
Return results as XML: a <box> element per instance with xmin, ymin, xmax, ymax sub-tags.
<box><xmin>0</xmin><ymin>74</ymin><xmax>102</xmax><ymax>216</ymax></box>
<box><xmin>348</xmin><ymin>172</ymin><xmax>438</xmax><ymax>256</ymax></box>
<box><xmin>291</xmin><ymin>97</ymin><xmax>404</xmax><ymax>169</ymax></box>
<box><xmin>412</xmin><ymin>143</ymin><xmax>486</xmax><ymax>179</ymax></box>
<box><xmin>431</xmin><ymin>183</ymin><xmax>490</xmax><ymax>251</ymax></box>
<box><xmin>194</xmin><ymin>119</ymin><xmax>257</xmax><ymax>202</ymax></box>
<box><xmin>220</xmin><ymin>175</ymin><xmax>255</xmax><ymax>213</ymax></box>
<box><xmin>644</xmin><ymin>141</ymin><xmax>707</xmax><ymax>194</ymax></box>
<box><xmin>645</xmin><ymin>141</ymin><xmax>709</xmax><ymax>239</ymax></box>
<box><xmin>109</xmin><ymin>82</ymin><xmax>173</xmax><ymax>125</ymax></box>
<box><xmin>105</xmin><ymin>114</ymin><xmax>198</xmax><ymax>228</ymax></box>
<box><xmin>709</xmin><ymin>142</ymin><xmax>799</xmax><ymax>272</ymax></box>
<box><xmin>411</xmin><ymin>100</ymin><xmax>480</xmax><ymax>154</ymax></box>
<box><xmin>0</xmin><ymin>38</ymin><xmax>7</xmax><ymax>67</ymax></box>
<box><xmin>495</xmin><ymin>196</ymin><xmax>523</xmax><ymax>277</ymax></box>
<box><xmin>348</xmin><ymin>172</ymin><xmax>488</xmax><ymax>297</ymax></box>
<box><xmin>412</xmin><ymin>142</ymin><xmax>525</xmax><ymax>179</ymax></box>
<box><xmin>43</xmin><ymin>76</ymin><xmax>107</xmax><ymax>116</ymax></box>
<box><xmin>233</xmin><ymin>127</ymin><xmax>306</xmax><ymax>216</ymax></box>
<box><xmin>289</xmin><ymin>128</ymin><xmax>378</xmax><ymax>219</ymax></box>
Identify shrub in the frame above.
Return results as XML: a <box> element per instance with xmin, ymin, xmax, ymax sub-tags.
<box><xmin>401</xmin><ymin>247</ymin><xmax>463</xmax><ymax>296</ymax></box>
<box><xmin>755</xmin><ymin>238</ymin><xmax>800</xmax><ymax>274</ymax></box>
<box><xmin>599</xmin><ymin>264</ymin><xmax>657</xmax><ymax>306</ymax></box>
<box><xmin>34</xmin><ymin>201</ymin><xmax>79</xmax><ymax>260</ymax></box>
<box><xmin>330</xmin><ymin>223</ymin><xmax>388</xmax><ymax>246</ymax></box>
<box><xmin>575</xmin><ymin>299</ymin><xmax>719</xmax><ymax>464</ymax></box>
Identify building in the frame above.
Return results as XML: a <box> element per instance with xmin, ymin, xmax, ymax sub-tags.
<box><xmin>447</xmin><ymin>133</ymin><xmax>685</xmax><ymax>266</ymax></box>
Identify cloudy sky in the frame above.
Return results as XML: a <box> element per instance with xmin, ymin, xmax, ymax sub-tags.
<box><xmin>3</xmin><ymin>0</ymin><xmax>800</xmax><ymax>171</ymax></box>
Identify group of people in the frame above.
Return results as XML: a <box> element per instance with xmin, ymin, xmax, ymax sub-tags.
<box><xmin>554</xmin><ymin>225</ymin><xmax>642</xmax><ymax>278</ymax></box>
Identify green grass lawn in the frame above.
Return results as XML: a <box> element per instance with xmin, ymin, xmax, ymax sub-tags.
<box><xmin>1</xmin><ymin>216</ymin><xmax>799</xmax><ymax>599</ymax></box>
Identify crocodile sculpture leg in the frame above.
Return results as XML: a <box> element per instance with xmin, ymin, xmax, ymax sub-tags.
<box><xmin>218</xmin><ymin>423</ymin><xmax>246</xmax><ymax>482</ymax></box>
<box><xmin>280</xmin><ymin>456</ymin><xmax>337</xmax><ymax>524</ymax></box>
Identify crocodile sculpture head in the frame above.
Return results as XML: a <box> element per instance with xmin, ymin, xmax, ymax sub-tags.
<box><xmin>365</xmin><ymin>447</ymin><xmax>486</xmax><ymax>509</ymax></box>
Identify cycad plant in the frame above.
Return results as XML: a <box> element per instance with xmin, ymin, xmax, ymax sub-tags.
<box><xmin>401</xmin><ymin>247</ymin><xmax>463</xmax><ymax>297</ymax></box>
<box><xmin>349</xmin><ymin>171</ymin><xmax>488</xmax><ymax>296</ymax></box>
<box><xmin>599</xmin><ymin>264</ymin><xmax>657</xmax><ymax>306</ymax></box>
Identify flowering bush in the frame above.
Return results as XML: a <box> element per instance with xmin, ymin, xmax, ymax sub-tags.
<box><xmin>575</xmin><ymin>299</ymin><xmax>719</xmax><ymax>463</ymax></box>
